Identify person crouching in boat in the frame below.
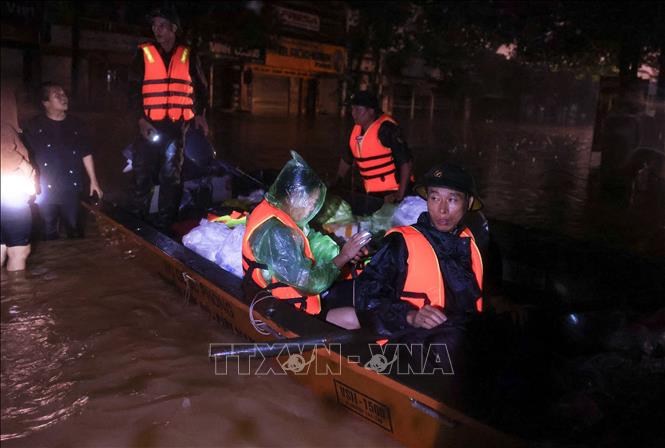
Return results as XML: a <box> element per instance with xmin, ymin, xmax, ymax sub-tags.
<box><xmin>242</xmin><ymin>151</ymin><xmax>369</xmax><ymax>328</ymax></box>
<box><xmin>353</xmin><ymin>163</ymin><xmax>485</xmax><ymax>377</ymax></box>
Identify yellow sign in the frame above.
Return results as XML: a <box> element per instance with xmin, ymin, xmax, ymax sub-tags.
<box><xmin>265</xmin><ymin>37</ymin><xmax>346</xmax><ymax>75</ymax></box>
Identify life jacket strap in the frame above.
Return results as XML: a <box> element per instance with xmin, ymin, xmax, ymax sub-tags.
<box><xmin>361</xmin><ymin>168</ymin><xmax>396</xmax><ymax>180</ymax></box>
<box><xmin>355</xmin><ymin>153</ymin><xmax>392</xmax><ymax>163</ymax></box>
<box><xmin>401</xmin><ymin>291</ymin><xmax>431</xmax><ymax>306</ymax></box>
<box><xmin>357</xmin><ymin>159</ymin><xmax>395</xmax><ymax>173</ymax></box>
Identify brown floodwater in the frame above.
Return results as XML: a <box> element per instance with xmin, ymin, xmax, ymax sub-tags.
<box><xmin>4</xmin><ymin>109</ymin><xmax>662</xmax><ymax>446</ymax></box>
<box><xmin>1</xmin><ymin>226</ymin><xmax>398</xmax><ymax>446</ymax></box>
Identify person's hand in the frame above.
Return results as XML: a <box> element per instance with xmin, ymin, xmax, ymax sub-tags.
<box><xmin>90</xmin><ymin>182</ymin><xmax>103</xmax><ymax>199</ymax></box>
<box><xmin>406</xmin><ymin>305</ymin><xmax>448</xmax><ymax>329</ymax></box>
<box><xmin>194</xmin><ymin>115</ymin><xmax>209</xmax><ymax>136</ymax></box>
<box><xmin>333</xmin><ymin>232</ymin><xmax>371</xmax><ymax>268</ymax></box>
<box><xmin>138</xmin><ymin>117</ymin><xmax>157</xmax><ymax>140</ymax></box>
<box><xmin>350</xmin><ymin>246</ymin><xmax>369</xmax><ymax>264</ymax></box>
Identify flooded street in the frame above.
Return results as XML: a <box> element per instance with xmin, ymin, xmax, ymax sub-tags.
<box><xmin>151</xmin><ymin>112</ymin><xmax>663</xmax><ymax>256</ymax></box>
<box><xmin>1</xmin><ymin>226</ymin><xmax>398</xmax><ymax>446</ymax></box>
<box><xmin>2</xmin><ymin>110</ymin><xmax>663</xmax><ymax>445</ymax></box>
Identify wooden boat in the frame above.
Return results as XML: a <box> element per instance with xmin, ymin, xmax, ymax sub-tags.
<box><xmin>82</xmin><ymin>193</ymin><xmax>664</xmax><ymax>447</ymax></box>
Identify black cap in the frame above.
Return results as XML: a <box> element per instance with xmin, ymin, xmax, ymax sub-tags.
<box><xmin>349</xmin><ymin>91</ymin><xmax>379</xmax><ymax>110</ymax></box>
<box><xmin>146</xmin><ymin>7</ymin><xmax>181</xmax><ymax>29</ymax></box>
<box><xmin>415</xmin><ymin>163</ymin><xmax>483</xmax><ymax>211</ymax></box>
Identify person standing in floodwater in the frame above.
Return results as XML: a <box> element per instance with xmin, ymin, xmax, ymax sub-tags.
<box><xmin>1</xmin><ymin>85</ymin><xmax>36</xmax><ymax>270</ymax></box>
<box><xmin>23</xmin><ymin>82</ymin><xmax>103</xmax><ymax>240</ymax></box>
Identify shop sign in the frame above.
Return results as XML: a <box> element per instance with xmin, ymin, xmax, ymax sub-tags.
<box><xmin>209</xmin><ymin>42</ymin><xmax>264</xmax><ymax>64</ymax></box>
<box><xmin>275</xmin><ymin>6</ymin><xmax>320</xmax><ymax>32</ymax></box>
<box><xmin>266</xmin><ymin>37</ymin><xmax>346</xmax><ymax>75</ymax></box>
<box><xmin>246</xmin><ymin>63</ymin><xmax>314</xmax><ymax>79</ymax></box>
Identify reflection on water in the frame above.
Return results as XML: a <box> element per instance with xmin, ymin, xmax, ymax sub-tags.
<box><xmin>1</xmin><ymin>228</ymin><xmax>397</xmax><ymax>446</ymax></box>
<box><xmin>211</xmin><ymin>114</ymin><xmax>663</xmax><ymax>257</ymax></box>
<box><xmin>1</xmin><ymin>306</ymin><xmax>88</xmax><ymax>441</ymax></box>
<box><xmin>92</xmin><ymin>112</ymin><xmax>663</xmax><ymax>257</ymax></box>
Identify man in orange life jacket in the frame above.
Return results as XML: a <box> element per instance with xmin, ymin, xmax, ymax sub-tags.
<box><xmin>128</xmin><ymin>7</ymin><xmax>209</xmax><ymax>231</ymax></box>
<box><xmin>333</xmin><ymin>91</ymin><xmax>413</xmax><ymax>203</ymax></box>
<box><xmin>353</xmin><ymin>163</ymin><xmax>486</xmax><ymax>378</ymax></box>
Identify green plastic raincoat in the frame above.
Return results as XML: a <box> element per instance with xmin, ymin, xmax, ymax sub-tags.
<box><xmin>248</xmin><ymin>151</ymin><xmax>341</xmax><ymax>295</ymax></box>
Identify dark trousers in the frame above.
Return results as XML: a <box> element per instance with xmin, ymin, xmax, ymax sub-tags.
<box><xmin>38</xmin><ymin>194</ymin><xmax>81</xmax><ymax>239</ymax></box>
<box><xmin>130</xmin><ymin>123</ymin><xmax>186</xmax><ymax>228</ymax></box>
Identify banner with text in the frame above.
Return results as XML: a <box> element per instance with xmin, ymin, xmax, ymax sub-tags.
<box><xmin>264</xmin><ymin>37</ymin><xmax>346</xmax><ymax>76</ymax></box>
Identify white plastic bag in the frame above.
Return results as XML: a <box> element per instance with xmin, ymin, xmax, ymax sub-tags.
<box><xmin>215</xmin><ymin>224</ymin><xmax>245</xmax><ymax>278</ymax></box>
<box><xmin>392</xmin><ymin>196</ymin><xmax>428</xmax><ymax>227</ymax></box>
<box><xmin>182</xmin><ymin>219</ymin><xmax>246</xmax><ymax>278</ymax></box>
<box><xmin>182</xmin><ymin>219</ymin><xmax>231</xmax><ymax>262</ymax></box>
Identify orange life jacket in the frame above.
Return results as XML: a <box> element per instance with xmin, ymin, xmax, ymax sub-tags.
<box><xmin>386</xmin><ymin>226</ymin><xmax>484</xmax><ymax>313</ymax></box>
<box><xmin>349</xmin><ymin>115</ymin><xmax>400</xmax><ymax>193</ymax></box>
<box><xmin>242</xmin><ymin>200</ymin><xmax>322</xmax><ymax>315</ymax></box>
<box><xmin>140</xmin><ymin>43</ymin><xmax>195</xmax><ymax>122</ymax></box>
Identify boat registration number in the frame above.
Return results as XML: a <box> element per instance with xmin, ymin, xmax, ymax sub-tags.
<box><xmin>334</xmin><ymin>380</ymin><xmax>393</xmax><ymax>432</ymax></box>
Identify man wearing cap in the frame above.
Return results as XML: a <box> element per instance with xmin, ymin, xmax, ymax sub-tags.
<box><xmin>128</xmin><ymin>7</ymin><xmax>209</xmax><ymax>230</ymax></box>
<box><xmin>333</xmin><ymin>91</ymin><xmax>413</xmax><ymax>203</ymax></box>
<box><xmin>354</xmin><ymin>162</ymin><xmax>484</xmax><ymax>335</ymax></box>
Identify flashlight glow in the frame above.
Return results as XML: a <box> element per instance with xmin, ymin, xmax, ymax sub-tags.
<box><xmin>1</xmin><ymin>174</ymin><xmax>35</xmax><ymax>207</ymax></box>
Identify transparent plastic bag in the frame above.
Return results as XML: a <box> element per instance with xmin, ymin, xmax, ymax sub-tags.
<box><xmin>315</xmin><ymin>194</ymin><xmax>354</xmax><ymax>225</ymax></box>
<box><xmin>182</xmin><ymin>219</ymin><xmax>232</xmax><ymax>262</ymax></box>
<box><xmin>367</xmin><ymin>202</ymin><xmax>398</xmax><ymax>235</ymax></box>
<box><xmin>215</xmin><ymin>224</ymin><xmax>245</xmax><ymax>278</ymax></box>
<box><xmin>392</xmin><ymin>196</ymin><xmax>428</xmax><ymax>227</ymax></box>
<box><xmin>183</xmin><ymin>220</ymin><xmax>245</xmax><ymax>278</ymax></box>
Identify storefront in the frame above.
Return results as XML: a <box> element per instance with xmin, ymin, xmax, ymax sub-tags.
<box><xmin>244</xmin><ymin>36</ymin><xmax>346</xmax><ymax>116</ymax></box>
<box><xmin>207</xmin><ymin>42</ymin><xmax>264</xmax><ymax>112</ymax></box>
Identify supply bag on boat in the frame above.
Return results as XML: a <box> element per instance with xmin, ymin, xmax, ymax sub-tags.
<box><xmin>363</xmin><ymin>202</ymin><xmax>397</xmax><ymax>235</ymax></box>
<box><xmin>392</xmin><ymin>195</ymin><xmax>428</xmax><ymax>227</ymax></box>
<box><xmin>182</xmin><ymin>218</ymin><xmax>244</xmax><ymax>278</ymax></box>
<box><xmin>314</xmin><ymin>194</ymin><xmax>354</xmax><ymax>225</ymax></box>
<box><xmin>214</xmin><ymin>224</ymin><xmax>245</xmax><ymax>277</ymax></box>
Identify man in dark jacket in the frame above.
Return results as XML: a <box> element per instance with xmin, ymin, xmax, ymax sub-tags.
<box><xmin>355</xmin><ymin>163</ymin><xmax>485</xmax><ymax>335</ymax></box>
<box><xmin>128</xmin><ymin>7</ymin><xmax>209</xmax><ymax>230</ymax></box>
<box><xmin>352</xmin><ymin>162</ymin><xmax>488</xmax><ymax>391</ymax></box>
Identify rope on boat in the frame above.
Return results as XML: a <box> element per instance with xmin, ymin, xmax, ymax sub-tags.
<box><xmin>182</xmin><ymin>272</ymin><xmax>195</xmax><ymax>304</ymax></box>
<box><xmin>249</xmin><ymin>291</ymin><xmax>282</xmax><ymax>338</ymax></box>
